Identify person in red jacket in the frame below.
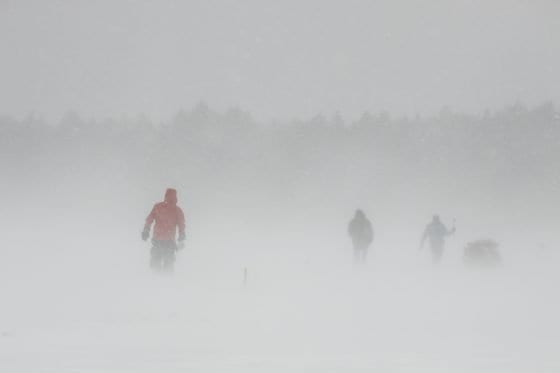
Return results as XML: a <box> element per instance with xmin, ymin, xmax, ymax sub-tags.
<box><xmin>142</xmin><ymin>188</ymin><xmax>186</xmax><ymax>272</ymax></box>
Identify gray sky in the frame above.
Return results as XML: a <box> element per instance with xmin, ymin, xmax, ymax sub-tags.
<box><xmin>1</xmin><ymin>0</ymin><xmax>559</xmax><ymax>122</ymax></box>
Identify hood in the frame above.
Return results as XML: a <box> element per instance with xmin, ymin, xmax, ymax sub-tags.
<box><xmin>355</xmin><ymin>209</ymin><xmax>365</xmax><ymax>220</ymax></box>
<box><xmin>164</xmin><ymin>188</ymin><xmax>178</xmax><ymax>205</ymax></box>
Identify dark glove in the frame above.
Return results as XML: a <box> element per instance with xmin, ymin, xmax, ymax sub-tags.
<box><xmin>178</xmin><ymin>232</ymin><xmax>186</xmax><ymax>242</ymax></box>
<box><xmin>141</xmin><ymin>230</ymin><xmax>149</xmax><ymax>241</ymax></box>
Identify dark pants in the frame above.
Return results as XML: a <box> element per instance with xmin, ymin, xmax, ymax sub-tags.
<box><xmin>353</xmin><ymin>248</ymin><xmax>368</xmax><ymax>263</ymax></box>
<box><xmin>430</xmin><ymin>243</ymin><xmax>444</xmax><ymax>264</ymax></box>
<box><xmin>150</xmin><ymin>240</ymin><xmax>177</xmax><ymax>272</ymax></box>
<box><xmin>352</xmin><ymin>238</ymin><xmax>370</xmax><ymax>264</ymax></box>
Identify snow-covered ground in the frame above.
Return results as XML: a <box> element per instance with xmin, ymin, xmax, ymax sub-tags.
<box><xmin>2</xmin><ymin>207</ymin><xmax>559</xmax><ymax>372</ymax></box>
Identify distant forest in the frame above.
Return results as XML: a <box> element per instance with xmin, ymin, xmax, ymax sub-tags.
<box><xmin>2</xmin><ymin>102</ymin><xmax>559</xmax><ymax>209</ymax></box>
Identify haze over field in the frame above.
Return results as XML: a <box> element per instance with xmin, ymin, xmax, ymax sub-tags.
<box><xmin>1</xmin><ymin>0</ymin><xmax>559</xmax><ymax>121</ymax></box>
<box><xmin>1</xmin><ymin>1</ymin><xmax>560</xmax><ymax>372</ymax></box>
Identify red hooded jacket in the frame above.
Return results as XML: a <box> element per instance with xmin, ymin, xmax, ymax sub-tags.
<box><xmin>144</xmin><ymin>189</ymin><xmax>185</xmax><ymax>241</ymax></box>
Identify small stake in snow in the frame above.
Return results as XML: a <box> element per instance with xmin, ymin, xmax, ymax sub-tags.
<box><xmin>243</xmin><ymin>267</ymin><xmax>248</xmax><ymax>287</ymax></box>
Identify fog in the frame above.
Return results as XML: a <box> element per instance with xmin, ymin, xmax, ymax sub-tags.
<box><xmin>1</xmin><ymin>1</ymin><xmax>559</xmax><ymax>121</ymax></box>
<box><xmin>2</xmin><ymin>1</ymin><xmax>560</xmax><ymax>372</ymax></box>
<box><xmin>1</xmin><ymin>103</ymin><xmax>559</xmax><ymax>372</ymax></box>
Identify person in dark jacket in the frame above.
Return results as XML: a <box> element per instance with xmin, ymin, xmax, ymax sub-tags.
<box><xmin>419</xmin><ymin>215</ymin><xmax>455</xmax><ymax>264</ymax></box>
<box><xmin>348</xmin><ymin>209</ymin><xmax>374</xmax><ymax>263</ymax></box>
<box><xmin>142</xmin><ymin>188</ymin><xmax>186</xmax><ymax>272</ymax></box>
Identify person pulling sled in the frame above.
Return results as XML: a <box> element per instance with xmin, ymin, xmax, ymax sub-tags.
<box><xmin>419</xmin><ymin>215</ymin><xmax>455</xmax><ymax>264</ymax></box>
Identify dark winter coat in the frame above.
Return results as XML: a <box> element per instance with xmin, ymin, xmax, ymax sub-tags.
<box><xmin>422</xmin><ymin>220</ymin><xmax>453</xmax><ymax>249</ymax></box>
<box><xmin>348</xmin><ymin>216</ymin><xmax>374</xmax><ymax>250</ymax></box>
